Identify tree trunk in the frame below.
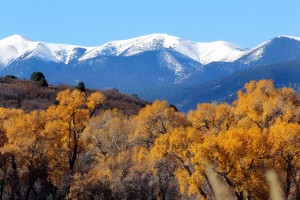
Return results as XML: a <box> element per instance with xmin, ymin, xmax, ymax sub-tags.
<box><xmin>10</xmin><ymin>155</ymin><xmax>20</xmax><ymax>200</ymax></box>
<box><xmin>24</xmin><ymin>163</ymin><xmax>35</xmax><ymax>200</ymax></box>
<box><xmin>69</xmin><ymin>140</ymin><xmax>78</xmax><ymax>172</ymax></box>
<box><xmin>0</xmin><ymin>172</ymin><xmax>5</xmax><ymax>200</ymax></box>
<box><xmin>285</xmin><ymin>161</ymin><xmax>292</xmax><ymax>198</ymax></box>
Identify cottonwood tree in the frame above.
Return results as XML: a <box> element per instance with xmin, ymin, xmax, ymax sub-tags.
<box><xmin>132</xmin><ymin>100</ymin><xmax>188</xmax><ymax>200</ymax></box>
<box><xmin>2</xmin><ymin>110</ymin><xmax>49</xmax><ymax>200</ymax></box>
<box><xmin>0</xmin><ymin>108</ymin><xmax>24</xmax><ymax>200</ymax></box>
<box><xmin>152</xmin><ymin>80</ymin><xmax>300</xmax><ymax>199</ymax></box>
<box><xmin>152</xmin><ymin>103</ymin><xmax>235</xmax><ymax>199</ymax></box>
<box><xmin>68</xmin><ymin>109</ymin><xmax>133</xmax><ymax>199</ymax></box>
<box><xmin>44</xmin><ymin>89</ymin><xmax>105</xmax><ymax>196</ymax></box>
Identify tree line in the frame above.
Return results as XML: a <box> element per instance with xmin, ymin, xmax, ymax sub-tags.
<box><xmin>0</xmin><ymin>79</ymin><xmax>299</xmax><ymax>199</ymax></box>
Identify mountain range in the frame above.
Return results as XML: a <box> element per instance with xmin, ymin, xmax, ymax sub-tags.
<box><xmin>0</xmin><ymin>33</ymin><xmax>300</xmax><ymax>111</ymax></box>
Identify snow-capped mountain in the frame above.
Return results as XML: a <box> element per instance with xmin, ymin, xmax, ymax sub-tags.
<box><xmin>0</xmin><ymin>33</ymin><xmax>248</xmax><ymax>67</ymax></box>
<box><xmin>0</xmin><ymin>33</ymin><xmax>251</xmax><ymax>89</ymax></box>
<box><xmin>79</xmin><ymin>33</ymin><xmax>247</xmax><ymax>64</ymax></box>
<box><xmin>0</xmin><ymin>34</ymin><xmax>93</xmax><ymax>67</ymax></box>
<box><xmin>236</xmin><ymin>35</ymin><xmax>300</xmax><ymax>65</ymax></box>
<box><xmin>0</xmin><ymin>33</ymin><xmax>300</xmax><ymax>101</ymax></box>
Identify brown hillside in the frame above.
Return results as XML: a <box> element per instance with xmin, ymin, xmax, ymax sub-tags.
<box><xmin>0</xmin><ymin>76</ymin><xmax>148</xmax><ymax>114</ymax></box>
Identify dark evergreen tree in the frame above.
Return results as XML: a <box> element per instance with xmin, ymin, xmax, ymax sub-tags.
<box><xmin>169</xmin><ymin>104</ymin><xmax>178</xmax><ymax>112</ymax></box>
<box><xmin>75</xmin><ymin>81</ymin><xmax>86</xmax><ymax>92</ymax></box>
<box><xmin>5</xmin><ymin>75</ymin><xmax>18</xmax><ymax>79</ymax></box>
<box><xmin>30</xmin><ymin>72</ymin><xmax>48</xmax><ymax>87</ymax></box>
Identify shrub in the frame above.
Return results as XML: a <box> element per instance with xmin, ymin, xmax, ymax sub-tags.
<box><xmin>5</xmin><ymin>75</ymin><xmax>18</xmax><ymax>79</ymax></box>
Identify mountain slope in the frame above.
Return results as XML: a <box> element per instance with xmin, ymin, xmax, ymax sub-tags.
<box><xmin>141</xmin><ymin>61</ymin><xmax>300</xmax><ymax>112</ymax></box>
<box><xmin>178</xmin><ymin>35</ymin><xmax>300</xmax><ymax>85</ymax></box>
<box><xmin>237</xmin><ymin>36</ymin><xmax>300</xmax><ymax>65</ymax></box>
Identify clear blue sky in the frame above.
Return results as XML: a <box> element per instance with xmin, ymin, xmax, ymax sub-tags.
<box><xmin>0</xmin><ymin>0</ymin><xmax>299</xmax><ymax>48</ymax></box>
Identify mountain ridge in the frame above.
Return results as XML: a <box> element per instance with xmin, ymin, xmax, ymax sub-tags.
<box><xmin>0</xmin><ymin>33</ymin><xmax>280</xmax><ymax>66</ymax></box>
<box><xmin>1</xmin><ymin>33</ymin><xmax>299</xmax><ymax>66</ymax></box>
<box><xmin>1</xmin><ymin>33</ymin><xmax>300</xmax><ymax>111</ymax></box>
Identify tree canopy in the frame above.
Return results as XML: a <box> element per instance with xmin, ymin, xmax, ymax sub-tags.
<box><xmin>0</xmin><ymin>79</ymin><xmax>299</xmax><ymax>199</ymax></box>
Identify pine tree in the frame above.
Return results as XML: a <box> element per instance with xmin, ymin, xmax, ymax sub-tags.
<box><xmin>30</xmin><ymin>72</ymin><xmax>48</xmax><ymax>87</ymax></box>
<box><xmin>75</xmin><ymin>81</ymin><xmax>86</xmax><ymax>92</ymax></box>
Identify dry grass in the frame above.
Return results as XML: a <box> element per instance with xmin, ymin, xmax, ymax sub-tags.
<box><xmin>204</xmin><ymin>167</ymin><xmax>285</xmax><ymax>200</ymax></box>
<box><xmin>205</xmin><ymin>166</ymin><xmax>236</xmax><ymax>200</ymax></box>
<box><xmin>266</xmin><ymin>170</ymin><xmax>284</xmax><ymax>200</ymax></box>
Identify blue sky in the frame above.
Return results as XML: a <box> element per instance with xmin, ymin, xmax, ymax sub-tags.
<box><xmin>0</xmin><ymin>0</ymin><xmax>299</xmax><ymax>48</ymax></box>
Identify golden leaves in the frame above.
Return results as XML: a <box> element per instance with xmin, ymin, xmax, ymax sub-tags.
<box><xmin>87</xmin><ymin>91</ymin><xmax>106</xmax><ymax>111</ymax></box>
<box><xmin>152</xmin><ymin>79</ymin><xmax>300</xmax><ymax>199</ymax></box>
<box><xmin>0</xmin><ymin>80</ymin><xmax>299</xmax><ymax>199</ymax></box>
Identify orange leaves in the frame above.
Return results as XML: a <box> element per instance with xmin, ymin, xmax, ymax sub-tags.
<box><xmin>269</xmin><ymin>121</ymin><xmax>300</xmax><ymax>152</ymax></box>
<box><xmin>56</xmin><ymin>89</ymin><xmax>85</xmax><ymax>108</ymax></box>
<box><xmin>132</xmin><ymin>100</ymin><xmax>188</xmax><ymax>149</ymax></box>
<box><xmin>235</xmin><ymin>79</ymin><xmax>299</xmax><ymax>130</ymax></box>
<box><xmin>0</xmin><ymin>107</ymin><xmax>24</xmax><ymax>147</ymax></box>
<box><xmin>87</xmin><ymin>91</ymin><xmax>106</xmax><ymax>111</ymax></box>
<box><xmin>188</xmin><ymin>102</ymin><xmax>234</xmax><ymax>134</ymax></box>
<box><xmin>152</xmin><ymin>79</ymin><xmax>300</xmax><ymax>199</ymax></box>
<box><xmin>0</xmin><ymin>80</ymin><xmax>299</xmax><ymax>199</ymax></box>
<box><xmin>2</xmin><ymin>110</ymin><xmax>48</xmax><ymax>156</ymax></box>
<box><xmin>83</xmin><ymin>109</ymin><xmax>131</xmax><ymax>159</ymax></box>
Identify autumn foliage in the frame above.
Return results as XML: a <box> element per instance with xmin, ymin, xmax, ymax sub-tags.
<box><xmin>0</xmin><ymin>79</ymin><xmax>299</xmax><ymax>200</ymax></box>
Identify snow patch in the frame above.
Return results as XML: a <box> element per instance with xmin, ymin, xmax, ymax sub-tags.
<box><xmin>160</xmin><ymin>52</ymin><xmax>184</xmax><ymax>76</ymax></box>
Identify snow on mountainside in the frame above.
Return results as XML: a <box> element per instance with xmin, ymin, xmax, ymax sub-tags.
<box><xmin>0</xmin><ymin>34</ymin><xmax>93</xmax><ymax>66</ymax></box>
<box><xmin>0</xmin><ymin>34</ymin><xmax>250</xmax><ymax>66</ymax></box>
<box><xmin>279</xmin><ymin>35</ymin><xmax>300</xmax><ymax>41</ymax></box>
<box><xmin>237</xmin><ymin>35</ymin><xmax>300</xmax><ymax>65</ymax></box>
<box><xmin>1</xmin><ymin>34</ymin><xmax>300</xmax><ymax>68</ymax></box>
<box><xmin>1</xmin><ymin>33</ymin><xmax>300</xmax><ymax>86</ymax></box>
<box><xmin>80</xmin><ymin>33</ymin><xmax>247</xmax><ymax>64</ymax></box>
<box><xmin>1</xmin><ymin>33</ymin><xmax>300</xmax><ymax>111</ymax></box>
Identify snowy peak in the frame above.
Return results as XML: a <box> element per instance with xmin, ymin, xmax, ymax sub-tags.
<box><xmin>0</xmin><ymin>35</ymin><xmax>35</xmax><ymax>66</ymax></box>
<box><xmin>276</xmin><ymin>35</ymin><xmax>300</xmax><ymax>41</ymax></box>
<box><xmin>119</xmin><ymin>33</ymin><xmax>180</xmax><ymax>56</ymax></box>
<box><xmin>80</xmin><ymin>33</ymin><xmax>180</xmax><ymax>59</ymax></box>
<box><xmin>185</xmin><ymin>41</ymin><xmax>247</xmax><ymax>64</ymax></box>
<box><xmin>257</xmin><ymin>35</ymin><xmax>300</xmax><ymax>48</ymax></box>
<box><xmin>80</xmin><ymin>33</ymin><xmax>248</xmax><ymax>64</ymax></box>
<box><xmin>0</xmin><ymin>35</ymin><xmax>93</xmax><ymax>66</ymax></box>
<box><xmin>0</xmin><ymin>34</ymin><xmax>29</xmax><ymax>44</ymax></box>
<box><xmin>237</xmin><ymin>35</ymin><xmax>300</xmax><ymax>64</ymax></box>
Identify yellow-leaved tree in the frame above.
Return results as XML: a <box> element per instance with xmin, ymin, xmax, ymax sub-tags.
<box><xmin>152</xmin><ymin>102</ymin><xmax>235</xmax><ymax>199</ymax></box>
<box><xmin>68</xmin><ymin>109</ymin><xmax>133</xmax><ymax>199</ymax></box>
<box><xmin>235</xmin><ymin>80</ymin><xmax>300</xmax><ymax>199</ymax></box>
<box><xmin>2</xmin><ymin>110</ymin><xmax>49</xmax><ymax>200</ymax></box>
<box><xmin>44</xmin><ymin>89</ymin><xmax>105</xmax><ymax>196</ymax></box>
<box><xmin>132</xmin><ymin>100</ymin><xmax>188</xmax><ymax>149</ymax></box>
<box><xmin>0</xmin><ymin>108</ymin><xmax>24</xmax><ymax>199</ymax></box>
<box><xmin>132</xmin><ymin>100</ymin><xmax>189</xmax><ymax>199</ymax></box>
